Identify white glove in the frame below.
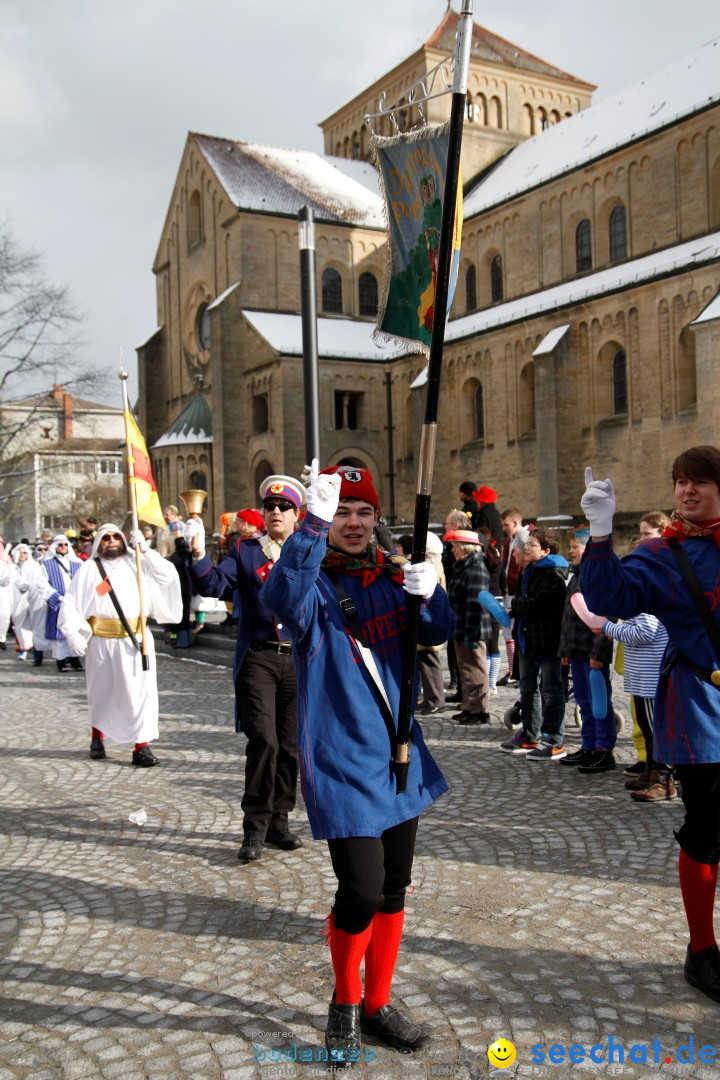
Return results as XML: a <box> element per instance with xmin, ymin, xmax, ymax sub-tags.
<box><xmin>17</xmin><ymin>582</ymin><xmax>29</xmax><ymax>594</ymax></box>
<box><xmin>183</xmin><ymin>517</ymin><xmax>206</xmax><ymax>553</ymax></box>
<box><xmin>305</xmin><ymin>457</ymin><xmax>342</xmax><ymax>523</ymax></box>
<box><xmin>129</xmin><ymin>528</ymin><xmax>148</xmax><ymax>553</ymax></box>
<box><xmin>402</xmin><ymin>560</ymin><xmax>437</xmax><ymax>600</ymax></box>
<box><xmin>65</xmin><ymin>633</ymin><xmax>87</xmax><ymax>658</ymax></box>
<box><xmin>580</xmin><ymin>467</ymin><xmax>616</xmax><ymax>538</ymax></box>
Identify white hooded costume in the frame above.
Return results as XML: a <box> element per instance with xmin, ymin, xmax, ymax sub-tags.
<box><xmin>58</xmin><ymin>524</ymin><xmax>182</xmax><ymax>744</ymax></box>
<box><xmin>10</xmin><ymin>544</ymin><xmax>47</xmax><ymax>651</ymax></box>
<box><xmin>0</xmin><ymin>539</ymin><xmax>11</xmax><ymax>646</ymax></box>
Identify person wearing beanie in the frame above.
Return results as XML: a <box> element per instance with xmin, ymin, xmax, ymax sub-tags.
<box><xmin>154</xmin><ymin>504</ymin><xmax>185</xmax><ymax>558</ymax></box>
<box><xmin>58</xmin><ymin>524</ymin><xmax>182</xmax><ymax>764</ymax></box>
<box><xmin>457</xmin><ymin>480</ymin><xmax>480</xmax><ymax>529</ymax></box>
<box><xmin>261</xmin><ymin>460</ymin><xmax>454</xmax><ymax>1062</ymax></box>
<box><xmin>185</xmin><ymin>474</ymin><xmax>306</xmax><ymax>863</ymax></box>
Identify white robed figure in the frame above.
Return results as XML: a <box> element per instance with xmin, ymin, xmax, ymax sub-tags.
<box><xmin>10</xmin><ymin>544</ymin><xmax>47</xmax><ymax>659</ymax></box>
<box><xmin>58</xmin><ymin>523</ymin><xmax>182</xmax><ymax>764</ymax></box>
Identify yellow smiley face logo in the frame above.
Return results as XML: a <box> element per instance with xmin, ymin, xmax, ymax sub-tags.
<box><xmin>487</xmin><ymin>1039</ymin><xmax>517</xmax><ymax>1068</ymax></box>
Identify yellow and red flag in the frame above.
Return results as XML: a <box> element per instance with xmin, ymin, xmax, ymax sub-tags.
<box><xmin>123</xmin><ymin>410</ymin><xmax>166</xmax><ymax>528</ymax></box>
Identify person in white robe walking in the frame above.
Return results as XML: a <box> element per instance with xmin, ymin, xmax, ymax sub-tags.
<box><xmin>10</xmin><ymin>544</ymin><xmax>47</xmax><ymax>660</ymax></box>
<box><xmin>58</xmin><ymin>523</ymin><xmax>182</xmax><ymax>765</ymax></box>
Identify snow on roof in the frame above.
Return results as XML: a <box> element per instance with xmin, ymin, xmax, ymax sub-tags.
<box><xmin>446</xmin><ymin>231</ymin><xmax>720</xmax><ymax>343</ymax></box>
<box><xmin>533</xmin><ymin>324</ymin><xmax>571</xmax><ymax>356</ymax></box>
<box><xmin>691</xmin><ymin>290</ymin><xmax>720</xmax><ymax>325</ymax></box>
<box><xmin>208</xmin><ymin>282</ymin><xmax>240</xmax><ymax>311</ymax></box>
<box><xmin>242</xmin><ymin>311</ymin><xmax>407</xmax><ymax>362</ymax></box>
<box><xmin>464</xmin><ymin>37</ymin><xmax>720</xmax><ymax>218</ymax></box>
<box><xmin>193</xmin><ymin>134</ymin><xmax>384</xmax><ymax>229</ymax></box>
<box><xmin>152</xmin><ymin>394</ymin><xmax>213</xmax><ymax>449</ymax></box>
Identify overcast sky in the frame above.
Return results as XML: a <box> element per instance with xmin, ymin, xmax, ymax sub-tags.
<box><xmin>3</xmin><ymin>0</ymin><xmax>720</xmax><ymax>406</ymax></box>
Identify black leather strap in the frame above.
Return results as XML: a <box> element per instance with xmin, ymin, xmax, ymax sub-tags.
<box><xmin>326</xmin><ymin>574</ymin><xmax>397</xmax><ymax>758</ymax></box>
<box><xmin>94</xmin><ymin>558</ymin><xmax>141</xmax><ymax>653</ymax></box>
<box><xmin>665</xmin><ymin>538</ymin><xmax>720</xmax><ymax>686</ymax></box>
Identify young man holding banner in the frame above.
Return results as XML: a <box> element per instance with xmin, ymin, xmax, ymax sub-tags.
<box><xmin>260</xmin><ymin>461</ymin><xmax>454</xmax><ymax>1062</ymax></box>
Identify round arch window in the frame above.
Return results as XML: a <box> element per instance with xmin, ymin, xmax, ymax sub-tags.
<box><xmin>196</xmin><ymin>304</ymin><xmax>211</xmax><ymax>351</ymax></box>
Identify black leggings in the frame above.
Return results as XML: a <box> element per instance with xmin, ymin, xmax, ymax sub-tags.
<box><xmin>327</xmin><ymin>817</ymin><xmax>418</xmax><ymax>934</ymax></box>
<box><xmin>675</xmin><ymin>763</ymin><xmax>720</xmax><ymax>865</ymax></box>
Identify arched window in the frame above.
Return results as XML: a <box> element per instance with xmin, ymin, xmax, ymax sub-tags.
<box><xmin>518</xmin><ymin>362</ymin><xmax>536</xmax><ymax>437</ymax></box>
<box><xmin>252</xmin><ymin>394</ymin><xmax>269</xmax><ymax>434</ymax></box>
<box><xmin>187</xmin><ymin>190</ymin><xmax>201</xmax><ymax>250</ymax></box>
<box><xmin>358</xmin><ymin>272</ymin><xmax>378</xmax><ymax>317</ymax></box>
<box><xmin>537</xmin><ymin>107</ymin><xmax>548</xmax><ymax>131</ymax></box>
<box><xmin>522</xmin><ymin>104</ymin><xmax>535</xmax><ymax>136</ymax></box>
<box><xmin>490</xmin><ymin>96</ymin><xmax>502</xmax><ymax>129</ymax></box>
<box><xmin>609</xmin><ymin>205</ymin><xmax>628</xmax><ymax>262</ymax></box>
<box><xmin>549</xmin><ymin>109</ymin><xmax>561</xmax><ymax>125</ymax></box>
<box><xmin>474</xmin><ymin>384</ymin><xmax>484</xmax><ymax>441</ymax></box>
<box><xmin>490</xmin><ymin>255</ymin><xmax>503</xmax><ymax>304</ymax></box>
<box><xmin>476</xmin><ymin>93</ymin><xmax>488</xmax><ymax>125</ymax></box>
<box><xmin>351</xmin><ymin>131</ymin><xmax>360</xmax><ymax>159</ymax></box>
<box><xmin>575</xmin><ymin>219</ymin><xmax>592</xmax><ymax>272</ymax></box>
<box><xmin>322</xmin><ymin>268</ymin><xmax>343</xmax><ymax>314</ymax></box>
<box><xmin>711</xmin><ymin>156</ymin><xmax>720</xmax><ymax>229</ymax></box>
<box><xmin>613</xmin><ymin>350</ymin><xmax>628</xmax><ymax>414</ymax></box>
<box><xmin>465</xmin><ymin>265</ymin><xmax>477</xmax><ymax>311</ymax></box>
<box><xmin>189</xmin><ymin>471</ymin><xmax>207</xmax><ymax>492</ymax></box>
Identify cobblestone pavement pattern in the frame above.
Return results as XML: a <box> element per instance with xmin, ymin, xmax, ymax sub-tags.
<box><xmin>1</xmin><ymin>648</ymin><xmax>718</xmax><ymax>1080</ymax></box>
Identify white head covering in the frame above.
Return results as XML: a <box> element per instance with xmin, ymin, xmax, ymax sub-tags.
<box><xmin>90</xmin><ymin>523</ymin><xmax>129</xmax><ymax>560</ymax></box>
<box><xmin>11</xmin><ymin>543</ymin><xmax>31</xmax><ymax>563</ymax></box>
<box><xmin>425</xmin><ymin>532</ymin><xmax>444</xmax><ymax>556</ymax></box>
<box><xmin>48</xmin><ymin>534</ymin><xmax>82</xmax><ymax>564</ymax></box>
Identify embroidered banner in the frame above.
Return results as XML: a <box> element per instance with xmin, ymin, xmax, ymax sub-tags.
<box><xmin>371</xmin><ymin>121</ymin><xmax>462</xmax><ymax>356</ymax></box>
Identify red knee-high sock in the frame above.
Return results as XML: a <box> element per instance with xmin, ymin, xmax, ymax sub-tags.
<box><xmin>679</xmin><ymin>850</ymin><xmax>719</xmax><ymax>952</ymax></box>
<box><xmin>363</xmin><ymin>910</ymin><xmax>405</xmax><ymax>1015</ymax></box>
<box><xmin>91</xmin><ymin>727</ymin><xmax>104</xmax><ymax>740</ymax></box>
<box><xmin>328</xmin><ymin>914</ymin><xmax>372</xmax><ymax>1006</ymax></box>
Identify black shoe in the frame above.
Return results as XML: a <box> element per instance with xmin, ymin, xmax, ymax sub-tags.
<box><xmin>684</xmin><ymin>944</ymin><xmax>720</xmax><ymax>1003</ymax></box>
<box><xmin>325</xmin><ymin>994</ymin><xmax>360</xmax><ymax>1067</ymax></box>
<box><xmin>360</xmin><ymin>1003</ymin><xmax>431</xmax><ymax>1053</ymax></box>
<box><xmin>90</xmin><ymin>737</ymin><xmax>106</xmax><ymax>760</ymax></box>
<box><xmin>445</xmin><ymin>691</ymin><xmax>462</xmax><ymax>703</ymax></box>
<box><xmin>560</xmin><ymin>748</ymin><xmax>595</xmax><ymax>768</ymax></box>
<box><xmin>56</xmin><ymin>659</ymin><xmax>68</xmax><ymax>672</ymax></box>
<box><xmin>451</xmin><ymin>710</ymin><xmax>470</xmax><ymax>721</ymax></box>
<box><xmin>265</xmin><ymin>827</ymin><xmax>303</xmax><ymax>851</ymax></box>
<box><xmin>577</xmin><ymin>750</ymin><xmax>616</xmax><ymax>774</ymax></box>
<box><xmin>238</xmin><ymin>836</ymin><xmax>264</xmax><ymax>862</ymax></box>
<box><xmin>0</xmin><ymin>641</ymin><xmax>6</xmax><ymax>650</ymax></box>
<box><xmin>497</xmin><ymin>673</ymin><xmax>518</xmax><ymax>687</ymax></box>
<box><xmin>458</xmin><ymin>712</ymin><xmax>490</xmax><ymax>725</ymax></box>
<box><xmin>69</xmin><ymin>657</ymin><xmax>83</xmax><ymax>671</ymax></box>
<box><xmin>132</xmin><ymin>745</ymin><xmax>159</xmax><ymax>767</ymax></box>
<box><xmin>420</xmin><ymin>704</ymin><xmax>443</xmax><ymax>715</ymax></box>
<box><xmin>623</xmin><ymin>760</ymin><xmax>648</xmax><ymax>776</ymax></box>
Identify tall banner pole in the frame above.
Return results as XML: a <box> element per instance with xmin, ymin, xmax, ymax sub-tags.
<box><xmin>394</xmin><ymin>0</ymin><xmax>473</xmax><ymax>793</ymax></box>
<box><xmin>119</xmin><ymin>360</ymin><xmax>151</xmax><ymax>672</ymax></box>
<box><xmin>298</xmin><ymin>206</ymin><xmax>321</xmax><ymax>464</ymax></box>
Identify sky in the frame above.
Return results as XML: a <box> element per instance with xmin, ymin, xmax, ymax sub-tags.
<box><xmin>3</xmin><ymin>0</ymin><xmax>720</xmax><ymax>407</ymax></box>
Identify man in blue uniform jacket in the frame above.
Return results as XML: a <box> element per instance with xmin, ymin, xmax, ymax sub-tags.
<box><xmin>261</xmin><ymin>460</ymin><xmax>455</xmax><ymax>1063</ymax></box>
<box><xmin>581</xmin><ymin>446</ymin><xmax>720</xmax><ymax>1007</ymax></box>
<box><xmin>184</xmin><ymin>473</ymin><xmax>306</xmax><ymax>863</ymax></box>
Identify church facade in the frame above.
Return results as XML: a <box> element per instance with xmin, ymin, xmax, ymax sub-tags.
<box><xmin>137</xmin><ymin>12</ymin><xmax>720</xmax><ymax>529</ymax></box>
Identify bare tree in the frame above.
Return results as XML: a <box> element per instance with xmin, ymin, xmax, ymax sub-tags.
<box><xmin>0</xmin><ymin>223</ymin><xmax>109</xmax><ymax>458</ymax></box>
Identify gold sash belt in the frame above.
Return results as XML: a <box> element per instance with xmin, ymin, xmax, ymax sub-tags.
<box><xmin>88</xmin><ymin>615</ymin><xmax>141</xmax><ymax>638</ymax></box>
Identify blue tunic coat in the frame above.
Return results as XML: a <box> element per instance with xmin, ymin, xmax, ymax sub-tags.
<box><xmin>581</xmin><ymin>535</ymin><xmax>720</xmax><ymax>764</ymax></box>
<box><xmin>260</xmin><ymin>513</ymin><xmax>454</xmax><ymax>839</ymax></box>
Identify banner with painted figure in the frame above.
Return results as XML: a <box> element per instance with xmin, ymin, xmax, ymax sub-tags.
<box><xmin>371</xmin><ymin>120</ymin><xmax>463</xmax><ymax>356</ymax></box>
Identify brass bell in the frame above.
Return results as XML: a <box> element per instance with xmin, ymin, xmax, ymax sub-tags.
<box><xmin>711</xmin><ymin>670</ymin><xmax>720</xmax><ymax>688</ymax></box>
<box><xmin>179</xmin><ymin>489</ymin><xmax>208</xmax><ymax>517</ymax></box>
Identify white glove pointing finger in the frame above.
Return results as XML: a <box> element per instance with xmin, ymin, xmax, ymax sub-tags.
<box><xmin>580</xmin><ymin>465</ymin><xmax>616</xmax><ymax>538</ymax></box>
<box><xmin>402</xmin><ymin>560</ymin><xmax>437</xmax><ymax>600</ymax></box>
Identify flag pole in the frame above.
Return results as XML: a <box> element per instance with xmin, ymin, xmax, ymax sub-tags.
<box><xmin>119</xmin><ymin>357</ymin><xmax>151</xmax><ymax>672</ymax></box>
<box><xmin>394</xmin><ymin>0</ymin><xmax>473</xmax><ymax>793</ymax></box>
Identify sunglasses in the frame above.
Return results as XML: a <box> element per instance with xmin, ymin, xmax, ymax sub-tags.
<box><xmin>56</xmin><ymin>542</ymin><xmax>69</xmax><ymax>547</ymax></box>
<box><xmin>263</xmin><ymin>501</ymin><xmax>295</xmax><ymax>513</ymax></box>
<box><xmin>100</xmin><ymin>533</ymin><xmax>124</xmax><ymax>542</ymax></box>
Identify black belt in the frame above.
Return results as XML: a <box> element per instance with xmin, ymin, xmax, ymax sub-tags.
<box><xmin>249</xmin><ymin>640</ymin><xmax>292</xmax><ymax>654</ymax></box>
<box><xmin>663</xmin><ymin>651</ymin><xmax>720</xmax><ymax>689</ymax></box>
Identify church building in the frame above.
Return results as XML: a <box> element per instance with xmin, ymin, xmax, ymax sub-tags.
<box><xmin>137</xmin><ymin>11</ymin><xmax>720</xmax><ymax>528</ymax></box>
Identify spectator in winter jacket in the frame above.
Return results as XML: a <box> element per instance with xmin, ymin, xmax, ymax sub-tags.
<box><xmin>445</xmin><ymin>528</ymin><xmax>492</xmax><ymax>725</ymax></box>
<box><xmin>558</xmin><ymin>528</ymin><xmax>617</xmax><ymax>773</ymax></box>
<box><xmin>501</xmin><ymin>528</ymin><xmax>567</xmax><ymax>758</ymax></box>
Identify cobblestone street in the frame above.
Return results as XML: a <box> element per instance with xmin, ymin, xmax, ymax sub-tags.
<box><xmin>1</xmin><ymin>647</ymin><xmax>718</xmax><ymax>1080</ymax></box>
